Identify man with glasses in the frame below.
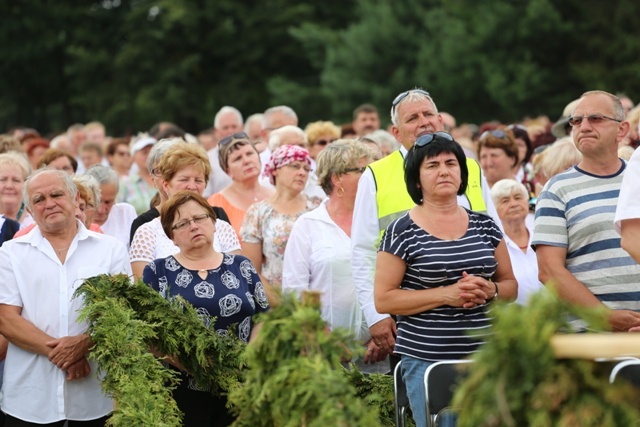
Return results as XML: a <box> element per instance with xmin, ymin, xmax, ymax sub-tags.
<box><xmin>351</xmin><ymin>88</ymin><xmax>501</xmax><ymax>364</ymax></box>
<box><xmin>534</xmin><ymin>90</ymin><xmax>640</xmax><ymax>332</ymax></box>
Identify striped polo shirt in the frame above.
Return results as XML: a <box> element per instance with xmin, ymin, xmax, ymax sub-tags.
<box><xmin>379</xmin><ymin>209</ymin><xmax>502</xmax><ymax>362</ymax></box>
<box><xmin>533</xmin><ymin>163</ymin><xmax>640</xmax><ymax>310</ymax></box>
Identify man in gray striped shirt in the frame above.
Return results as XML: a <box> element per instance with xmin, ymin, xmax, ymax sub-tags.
<box><xmin>533</xmin><ymin>90</ymin><xmax>640</xmax><ymax>331</ymax></box>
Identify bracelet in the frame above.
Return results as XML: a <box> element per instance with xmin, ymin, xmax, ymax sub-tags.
<box><xmin>491</xmin><ymin>281</ymin><xmax>499</xmax><ymax>301</ymax></box>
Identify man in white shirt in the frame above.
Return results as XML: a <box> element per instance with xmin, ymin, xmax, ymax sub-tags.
<box><xmin>0</xmin><ymin>169</ymin><xmax>132</xmax><ymax>426</ymax></box>
<box><xmin>351</xmin><ymin>89</ymin><xmax>501</xmax><ymax>362</ymax></box>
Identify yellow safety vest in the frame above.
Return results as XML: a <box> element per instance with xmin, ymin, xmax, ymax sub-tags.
<box><xmin>369</xmin><ymin>150</ymin><xmax>486</xmax><ymax>240</ymax></box>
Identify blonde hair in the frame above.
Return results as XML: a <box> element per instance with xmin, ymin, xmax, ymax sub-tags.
<box><xmin>316</xmin><ymin>140</ymin><xmax>374</xmax><ymax>195</ymax></box>
<box><xmin>0</xmin><ymin>151</ymin><xmax>31</xmax><ymax>179</ymax></box>
<box><xmin>157</xmin><ymin>142</ymin><xmax>211</xmax><ymax>183</ymax></box>
<box><xmin>304</xmin><ymin>121</ymin><xmax>341</xmax><ymax>146</ymax></box>
<box><xmin>541</xmin><ymin>138</ymin><xmax>582</xmax><ymax>179</ymax></box>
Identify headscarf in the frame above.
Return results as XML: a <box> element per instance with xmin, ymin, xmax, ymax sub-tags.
<box><xmin>263</xmin><ymin>144</ymin><xmax>311</xmax><ymax>185</ymax></box>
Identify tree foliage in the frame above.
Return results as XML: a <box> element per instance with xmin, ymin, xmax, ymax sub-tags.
<box><xmin>2</xmin><ymin>0</ymin><xmax>640</xmax><ymax>134</ymax></box>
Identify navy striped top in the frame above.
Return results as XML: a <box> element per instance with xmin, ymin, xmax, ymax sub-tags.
<box><xmin>379</xmin><ymin>209</ymin><xmax>503</xmax><ymax>361</ymax></box>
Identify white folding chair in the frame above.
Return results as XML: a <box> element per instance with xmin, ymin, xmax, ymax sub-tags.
<box><xmin>424</xmin><ymin>360</ymin><xmax>472</xmax><ymax>427</ymax></box>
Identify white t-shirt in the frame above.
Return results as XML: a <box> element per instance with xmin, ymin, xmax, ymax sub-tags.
<box><xmin>0</xmin><ymin>222</ymin><xmax>131</xmax><ymax>423</ymax></box>
<box><xmin>614</xmin><ymin>148</ymin><xmax>640</xmax><ymax>234</ymax></box>
<box><xmin>129</xmin><ymin>217</ymin><xmax>240</xmax><ymax>264</ymax></box>
<box><xmin>101</xmin><ymin>202</ymin><xmax>137</xmax><ymax>250</ymax></box>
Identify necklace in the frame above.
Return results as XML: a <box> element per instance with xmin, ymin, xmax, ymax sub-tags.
<box><xmin>426</xmin><ymin>206</ymin><xmax>463</xmax><ymax>238</ymax></box>
<box><xmin>53</xmin><ymin>246</ymin><xmax>70</xmax><ymax>255</ymax></box>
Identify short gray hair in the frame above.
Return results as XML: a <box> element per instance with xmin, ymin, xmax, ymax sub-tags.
<box><xmin>85</xmin><ymin>164</ymin><xmax>119</xmax><ymax>190</ymax></box>
<box><xmin>490</xmin><ymin>178</ymin><xmax>529</xmax><ymax>206</ymax></box>
<box><xmin>268</xmin><ymin>125</ymin><xmax>307</xmax><ymax>151</ymax></box>
<box><xmin>316</xmin><ymin>140</ymin><xmax>375</xmax><ymax>195</ymax></box>
<box><xmin>362</xmin><ymin>129</ymin><xmax>400</xmax><ymax>152</ymax></box>
<box><xmin>390</xmin><ymin>90</ymin><xmax>438</xmax><ymax>126</ymax></box>
<box><xmin>263</xmin><ymin>105</ymin><xmax>298</xmax><ymax>130</ymax></box>
<box><xmin>214</xmin><ymin>106</ymin><xmax>243</xmax><ymax>129</ymax></box>
<box><xmin>23</xmin><ymin>169</ymin><xmax>77</xmax><ymax>210</ymax></box>
<box><xmin>146</xmin><ymin>138</ymin><xmax>184</xmax><ymax>173</ymax></box>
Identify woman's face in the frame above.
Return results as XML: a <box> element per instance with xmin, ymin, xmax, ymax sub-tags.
<box><xmin>479</xmin><ymin>147</ymin><xmax>515</xmax><ymax>186</ymax></box>
<box><xmin>418</xmin><ymin>152</ymin><xmax>461</xmax><ymax>201</ymax></box>
<box><xmin>495</xmin><ymin>189</ymin><xmax>529</xmax><ymax>224</ymax></box>
<box><xmin>28</xmin><ymin>146</ymin><xmax>48</xmax><ymax>170</ymax></box>
<box><xmin>170</xmin><ymin>200</ymin><xmax>215</xmax><ymax>250</ymax></box>
<box><xmin>332</xmin><ymin>157</ymin><xmax>371</xmax><ymax>201</ymax></box>
<box><xmin>515</xmin><ymin>138</ymin><xmax>528</xmax><ymax>165</ymax></box>
<box><xmin>48</xmin><ymin>155</ymin><xmax>74</xmax><ymax>175</ymax></box>
<box><xmin>108</xmin><ymin>144</ymin><xmax>132</xmax><ymax>171</ymax></box>
<box><xmin>226</xmin><ymin>144</ymin><xmax>261</xmax><ymax>182</ymax></box>
<box><xmin>309</xmin><ymin>134</ymin><xmax>336</xmax><ymax>160</ymax></box>
<box><xmin>0</xmin><ymin>164</ymin><xmax>25</xmax><ymax>209</ymax></box>
<box><xmin>81</xmin><ymin>191</ymin><xmax>96</xmax><ymax>228</ymax></box>
<box><xmin>163</xmin><ymin>165</ymin><xmax>207</xmax><ymax>197</ymax></box>
<box><xmin>273</xmin><ymin>161</ymin><xmax>310</xmax><ymax>193</ymax></box>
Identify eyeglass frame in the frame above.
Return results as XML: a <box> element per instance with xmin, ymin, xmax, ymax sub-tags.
<box><xmin>567</xmin><ymin>114</ymin><xmax>622</xmax><ymax>127</ymax></box>
<box><xmin>479</xmin><ymin>129</ymin><xmax>508</xmax><ymax>140</ymax></box>
<box><xmin>313</xmin><ymin>138</ymin><xmax>337</xmax><ymax>147</ymax></box>
<box><xmin>171</xmin><ymin>213</ymin><xmax>211</xmax><ymax>231</ymax></box>
<box><xmin>343</xmin><ymin>166</ymin><xmax>367</xmax><ymax>174</ymax></box>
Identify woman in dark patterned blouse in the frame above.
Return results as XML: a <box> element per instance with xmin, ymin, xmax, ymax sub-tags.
<box><xmin>374</xmin><ymin>132</ymin><xmax>517</xmax><ymax>427</ymax></box>
<box><xmin>143</xmin><ymin>191</ymin><xmax>269</xmax><ymax>427</ymax></box>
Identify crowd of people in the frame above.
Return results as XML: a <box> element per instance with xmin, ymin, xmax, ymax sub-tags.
<box><xmin>0</xmin><ymin>88</ymin><xmax>639</xmax><ymax>426</ymax></box>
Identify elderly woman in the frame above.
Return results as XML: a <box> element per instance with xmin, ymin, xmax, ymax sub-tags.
<box><xmin>491</xmin><ymin>179</ymin><xmax>543</xmax><ymax>305</ymax></box>
<box><xmin>37</xmin><ymin>148</ymin><xmax>77</xmax><ymax>175</ymax></box>
<box><xmin>130</xmin><ymin>142</ymin><xmax>240</xmax><ymax>279</ymax></box>
<box><xmin>0</xmin><ymin>152</ymin><xmax>33</xmax><ymax>227</ymax></box>
<box><xmin>282</xmin><ymin>140</ymin><xmax>386</xmax><ymax>371</ymax></box>
<box><xmin>143</xmin><ymin>191</ymin><xmax>269</xmax><ymax>427</ymax></box>
<box><xmin>85</xmin><ymin>165</ymin><xmax>137</xmax><ymax>249</ymax></box>
<box><xmin>477</xmin><ymin>128</ymin><xmax>520</xmax><ymax>188</ymax></box>
<box><xmin>207</xmin><ymin>133</ymin><xmax>274</xmax><ymax>238</ymax></box>
<box><xmin>374</xmin><ymin>132</ymin><xmax>517</xmax><ymax>427</ymax></box>
<box><xmin>304</xmin><ymin>120</ymin><xmax>341</xmax><ymax>161</ymax></box>
<box><xmin>241</xmin><ymin>145</ymin><xmax>323</xmax><ymax>293</ymax></box>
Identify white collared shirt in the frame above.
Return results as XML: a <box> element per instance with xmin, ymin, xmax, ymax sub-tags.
<box><xmin>351</xmin><ymin>146</ymin><xmax>503</xmax><ymax>328</ymax></box>
<box><xmin>0</xmin><ymin>221</ymin><xmax>132</xmax><ymax>423</ymax></box>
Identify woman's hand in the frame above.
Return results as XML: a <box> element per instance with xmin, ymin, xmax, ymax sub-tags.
<box><xmin>450</xmin><ymin>272</ymin><xmax>495</xmax><ymax>308</ymax></box>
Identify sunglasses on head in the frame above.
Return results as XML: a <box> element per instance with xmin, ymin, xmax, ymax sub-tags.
<box><xmin>414</xmin><ymin>131</ymin><xmax>454</xmax><ymax>148</ymax></box>
<box><xmin>392</xmin><ymin>89</ymin><xmax>431</xmax><ymax>109</ymax></box>
<box><xmin>219</xmin><ymin>132</ymin><xmax>250</xmax><ymax>146</ymax></box>
<box><xmin>480</xmin><ymin>129</ymin><xmax>507</xmax><ymax>140</ymax></box>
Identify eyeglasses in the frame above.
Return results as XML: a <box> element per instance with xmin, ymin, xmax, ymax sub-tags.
<box><xmin>567</xmin><ymin>114</ymin><xmax>622</xmax><ymax>127</ymax></box>
<box><xmin>392</xmin><ymin>89</ymin><xmax>431</xmax><ymax>111</ymax></box>
<box><xmin>314</xmin><ymin>138</ymin><xmax>336</xmax><ymax>146</ymax></box>
<box><xmin>414</xmin><ymin>131</ymin><xmax>454</xmax><ymax>148</ymax></box>
<box><xmin>480</xmin><ymin>129</ymin><xmax>508</xmax><ymax>140</ymax></box>
<box><xmin>343</xmin><ymin>166</ymin><xmax>367</xmax><ymax>174</ymax></box>
<box><xmin>171</xmin><ymin>214</ymin><xmax>211</xmax><ymax>231</ymax></box>
<box><xmin>284</xmin><ymin>163</ymin><xmax>312</xmax><ymax>172</ymax></box>
<box><xmin>219</xmin><ymin>132</ymin><xmax>250</xmax><ymax>146</ymax></box>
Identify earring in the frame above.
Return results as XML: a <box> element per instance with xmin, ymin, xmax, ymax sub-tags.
<box><xmin>337</xmin><ymin>186</ymin><xmax>345</xmax><ymax>197</ymax></box>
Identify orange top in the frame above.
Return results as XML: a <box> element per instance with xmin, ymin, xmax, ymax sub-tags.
<box><xmin>208</xmin><ymin>192</ymin><xmax>246</xmax><ymax>241</ymax></box>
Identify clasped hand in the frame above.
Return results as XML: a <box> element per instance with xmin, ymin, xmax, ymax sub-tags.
<box><xmin>46</xmin><ymin>334</ymin><xmax>90</xmax><ymax>370</ymax></box>
<box><xmin>452</xmin><ymin>272</ymin><xmax>494</xmax><ymax>309</ymax></box>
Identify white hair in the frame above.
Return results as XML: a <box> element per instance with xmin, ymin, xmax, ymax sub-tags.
<box><xmin>268</xmin><ymin>125</ymin><xmax>307</xmax><ymax>151</ymax></box>
<box><xmin>23</xmin><ymin>169</ymin><xmax>77</xmax><ymax>210</ymax></box>
<box><xmin>490</xmin><ymin>178</ymin><xmax>529</xmax><ymax>206</ymax></box>
<box><xmin>262</xmin><ymin>105</ymin><xmax>298</xmax><ymax>130</ymax></box>
<box><xmin>244</xmin><ymin>113</ymin><xmax>264</xmax><ymax>133</ymax></box>
<box><xmin>214</xmin><ymin>106</ymin><xmax>243</xmax><ymax>130</ymax></box>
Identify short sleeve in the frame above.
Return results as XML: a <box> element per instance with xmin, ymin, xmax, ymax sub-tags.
<box><xmin>129</xmin><ymin>222</ymin><xmax>157</xmax><ymax>263</ymax></box>
<box><xmin>0</xmin><ymin>245</ymin><xmax>21</xmax><ymax>306</ymax></box>
<box><xmin>614</xmin><ymin>153</ymin><xmax>640</xmax><ymax>234</ymax></box>
<box><xmin>240</xmin><ymin>203</ymin><xmax>263</xmax><ymax>244</ymax></box>
<box><xmin>215</xmin><ymin>219</ymin><xmax>241</xmax><ymax>252</ymax></box>
<box><xmin>378</xmin><ymin>217</ymin><xmax>410</xmax><ymax>261</ymax></box>
<box><xmin>532</xmin><ymin>183</ymin><xmax>568</xmax><ymax>248</ymax></box>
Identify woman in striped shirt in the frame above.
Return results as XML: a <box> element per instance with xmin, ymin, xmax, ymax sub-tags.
<box><xmin>374</xmin><ymin>131</ymin><xmax>517</xmax><ymax>427</ymax></box>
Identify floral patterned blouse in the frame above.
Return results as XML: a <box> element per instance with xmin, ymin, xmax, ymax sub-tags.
<box><xmin>240</xmin><ymin>196</ymin><xmax>322</xmax><ymax>288</ymax></box>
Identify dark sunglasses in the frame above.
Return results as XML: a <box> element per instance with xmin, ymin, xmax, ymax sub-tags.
<box><xmin>315</xmin><ymin>138</ymin><xmax>336</xmax><ymax>146</ymax></box>
<box><xmin>219</xmin><ymin>132</ymin><xmax>250</xmax><ymax>146</ymax></box>
<box><xmin>568</xmin><ymin>114</ymin><xmax>622</xmax><ymax>127</ymax></box>
<box><xmin>414</xmin><ymin>131</ymin><xmax>454</xmax><ymax>148</ymax></box>
<box><xmin>392</xmin><ymin>89</ymin><xmax>431</xmax><ymax>110</ymax></box>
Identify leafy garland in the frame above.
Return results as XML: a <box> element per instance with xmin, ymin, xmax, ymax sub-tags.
<box><xmin>76</xmin><ymin>275</ymin><xmax>398</xmax><ymax>426</ymax></box>
<box><xmin>452</xmin><ymin>291</ymin><xmax>640</xmax><ymax>426</ymax></box>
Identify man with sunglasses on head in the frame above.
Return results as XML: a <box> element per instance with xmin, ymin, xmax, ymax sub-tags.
<box><xmin>351</xmin><ymin>88</ymin><xmax>501</xmax><ymax>366</ymax></box>
<box><xmin>534</xmin><ymin>90</ymin><xmax>640</xmax><ymax>332</ymax></box>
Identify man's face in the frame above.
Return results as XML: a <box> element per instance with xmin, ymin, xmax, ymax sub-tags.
<box><xmin>391</xmin><ymin>99</ymin><xmax>444</xmax><ymax>150</ymax></box>
<box><xmin>93</xmin><ymin>183</ymin><xmax>117</xmax><ymax>225</ymax></box>
<box><xmin>216</xmin><ymin>112</ymin><xmax>243</xmax><ymax>139</ymax></box>
<box><xmin>353</xmin><ymin>112</ymin><xmax>380</xmax><ymax>136</ymax></box>
<box><xmin>571</xmin><ymin>94</ymin><xmax>627</xmax><ymax>158</ymax></box>
<box><xmin>27</xmin><ymin>172</ymin><xmax>78</xmax><ymax>233</ymax></box>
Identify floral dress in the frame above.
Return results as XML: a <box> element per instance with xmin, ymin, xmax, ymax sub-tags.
<box><xmin>240</xmin><ymin>197</ymin><xmax>322</xmax><ymax>288</ymax></box>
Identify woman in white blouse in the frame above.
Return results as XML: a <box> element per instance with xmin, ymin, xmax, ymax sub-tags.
<box><xmin>130</xmin><ymin>142</ymin><xmax>240</xmax><ymax>279</ymax></box>
<box><xmin>281</xmin><ymin>140</ymin><xmax>385</xmax><ymax>370</ymax></box>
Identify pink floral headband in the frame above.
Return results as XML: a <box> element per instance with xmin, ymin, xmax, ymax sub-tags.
<box><xmin>263</xmin><ymin>144</ymin><xmax>311</xmax><ymax>185</ymax></box>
